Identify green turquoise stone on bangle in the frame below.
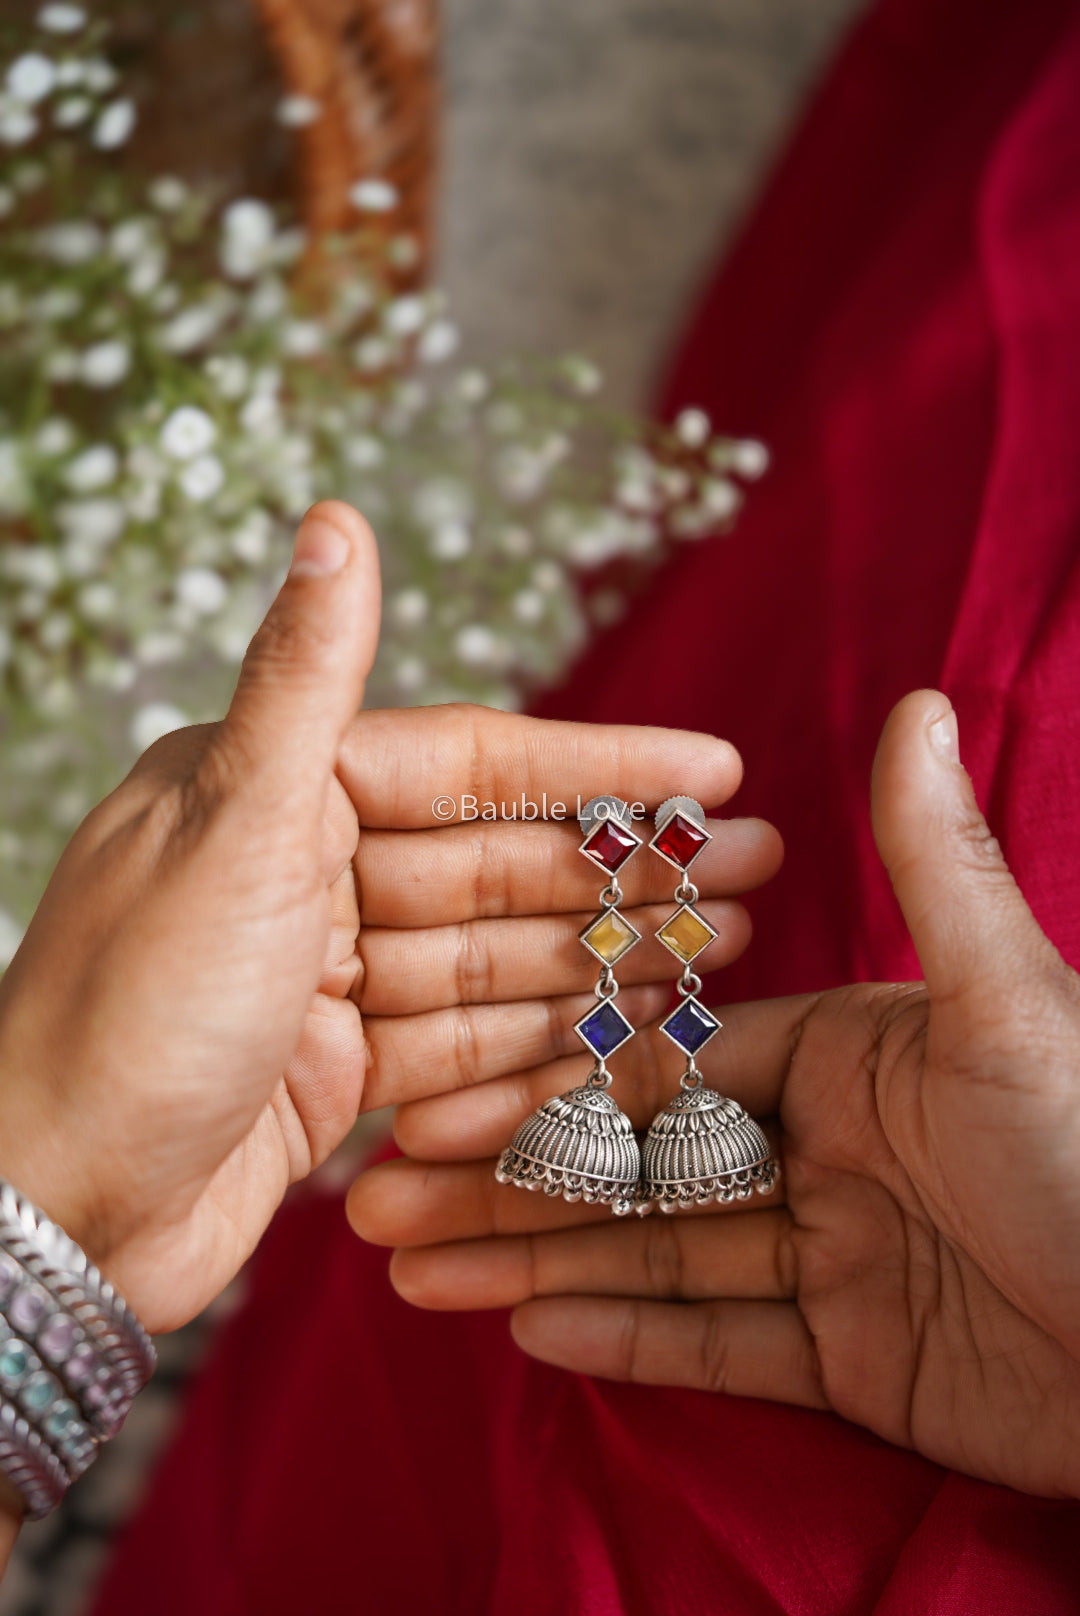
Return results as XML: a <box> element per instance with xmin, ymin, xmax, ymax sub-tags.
<box><xmin>43</xmin><ymin>1400</ymin><xmax>80</xmax><ymax>1440</ymax></box>
<box><xmin>22</xmin><ymin>1370</ymin><xmax>59</xmax><ymax>1412</ymax></box>
<box><xmin>0</xmin><ymin>1340</ymin><xmax>31</xmax><ymax>1383</ymax></box>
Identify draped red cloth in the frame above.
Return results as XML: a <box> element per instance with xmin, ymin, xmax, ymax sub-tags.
<box><xmin>95</xmin><ymin>0</ymin><xmax>1080</xmax><ymax>1609</ymax></box>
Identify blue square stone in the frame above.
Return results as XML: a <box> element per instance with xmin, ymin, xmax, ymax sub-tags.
<box><xmin>660</xmin><ymin>998</ymin><xmax>721</xmax><ymax>1056</ymax></box>
<box><xmin>574</xmin><ymin>1001</ymin><xmax>634</xmax><ymax>1060</ymax></box>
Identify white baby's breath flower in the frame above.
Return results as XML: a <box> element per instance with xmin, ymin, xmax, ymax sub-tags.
<box><xmin>412</xmin><ymin>477</ymin><xmax>472</xmax><ymax>528</ymax></box>
<box><xmin>82</xmin><ymin>59</ymin><xmax>117</xmax><ymax>94</ymax></box>
<box><xmin>109</xmin><ymin>218</ymin><xmax>152</xmax><ymax>261</ymax></box>
<box><xmin>220</xmin><ymin>198</ymin><xmax>276</xmax><ymax>280</ymax></box>
<box><xmin>394</xmin><ymin>657</ymin><xmax>426</xmax><ymax>693</ymax></box>
<box><xmin>353</xmin><ymin>336</ymin><xmax>391</xmax><ymax>372</ymax></box>
<box><xmin>63</xmin><ymin>443</ymin><xmax>119</xmax><ymax>492</ymax></box>
<box><xmin>148</xmin><ymin>175</ymin><xmax>187</xmax><ymax>212</ymax></box>
<box><xmin>53</xmin><ymin>60</ymin><xmax>84</xmax><ymax>87</ymax></box>
<box><xmin>344</xmin><ymin>434</ymin><xmax>384</xmax><ymax>469</ymax></box>
<box><xmin>512</xmin><ymin>588</ymin><xmax>544</xmax><ymax>624</ymax></box>
<box><xmin>390</xmin><ymin>588</ymin><xmax>428</xmax><ymax>627</ymax></box>
<box><xmin>176</xmin><ymin>567</ymin><xmax>228</xmax><ymax>615</ymax></box>
<box><xmin>231</xmin><ymin>510</ymin><xmax>272</xmax><ymax>563</ymax></box>
<box><xmin>37</xmin><ymin>4</ymin><xmax>88</xmax><ymax>33</ymax></box>
<box><xmin>0</xmin><ymin>106</ymin><xmax>38</xmax><ymax>147</ymax></box>
<box><xmin>135</xmin><ymin>634</ymin><xmax>185</xmax><ymax>668</ymax></box>
<box><xmin>177</xmin><ymin>453</ymin><xmax>225</xmax><ymax>503</ymax></box>
<box><xmin>126</xmin><ymin>481</ymin><xmax>161</xmax><ymax>523</ymax></box>
<box><xmin>349</xmin><ymin>178</ymin><xmax>399</xmax><ymax>213</ymax></box>
<box><xmin>53</xmin><ymin>93</ymin><xmax>91</xmax><ymax>127</ymax></box>
<box><xmin>93</xmin><ymin>98</ymin><xmax>135</xmax><ymax>148</ymax></box>
<box><xmin>699</xmin><ymin>477</ymin><xmax>740</xmax><ymax>521</ymax></box>
<box><xmin>456</xmin><ymin>369</ymin><xmax>488</xmax><ymax>404</ymax></box>
<box><xmin>205</xmin><ymin>355</ymin><xmax>249</xmax><ymax>399</ymax></box>
<box><xmin>280</xmin><ymin>319</ymin><xmax>323</xmax><ymax>357</ymax></box>
<box><xmin>127</xmin><ymin>250</ymin><xmax>165</xmax><ymax>297</ymax></box>
<box><xmin>383</xmin><ymin>295</ymin><xmax>427</xmax><ymax>338</ymax></box>
<box><xmin>276</xmin><ymin>94</ymin><xmax>322</xmax><ymax>128</ymax></box>
<box><xmin>674</xmin><ymin>407</ymin><xmax>711</xmax><ymax>449</ymax></box>
<box><xmin>160</xmin><ymin>405</ymin><xmax>216</xmax><ymax>461</ymax></box>
<box><xmin>39</xmin><ymin>611</ymin><xmax>73</xmax><ymax>651</ymax></box>
<box><xmin>56</xmin><ymin>497</ymin><xmax>126</xmax><ymax>549</ymax></box>
<box><xmin>560</xmin><ymin>356</ymin><xmax>602</xmax><ymax>396</ymax></box>
<box><xmin>417</xmin><ymin>319</ymin><xmax>459</xmax><ymax>364</ymax></box>
<box><xmin>454</xmin><ymin>625</ymin><xmax>502</xmax><ymax>668</ymax></box>
<box><xmin>76</xmin><ymin>581</ymin><xmax>117</xmax><ymax>622</ymax></box>
<box><xmin>35</xmin><ymin>286</ymin><xmax>81</xmax><ymax>321</ymax></box>
<box><xmin>7</xmin><ymin>53</ymin><xmax>57</xmax><ymax>104</ymax></box>
<box><xmin>429</xmin><ymin>521</ymin><xmax>470</xmax><ymax>561</ymax></box>
<box><xmin>131</xmin><ymin>703</ymin><xmax>188</xmax><ymax>752</ymax></box>
<box><xmin>80</xmin><ymin>339</ymin><xmax>130</xmax><ymax>388</ymax></box>
<box><xmin>532</xmin><ymin>560</ymin><xmax>564</xmax><ymax>593</ymax></box>
<box><xmin>40</xmin><ymin>219</ymin><xmax>103</xmax><ymax>263</ymax></box>
<box><xmin>239</xmin><ymin>392</ymin><xmax>280</xmax><ymax>437</ymax></box>
<box><xmin>731</xmin><ymin>439</ymin><xmax>770</xmax><ymax>479</ymax></box>
<box><xmin>159</xmin><ymin>302</ymin><xmax>222</xmax><ymax>354</ymax></box>
<box><xmin>34</xmin><ymin>417</ymin><xmax>74</xmax><ymax>456</ymax></box>
<box><xmin>4</xmin><ymin>546</ymin><xmax>60</xmax><ymax>590</ymax></box>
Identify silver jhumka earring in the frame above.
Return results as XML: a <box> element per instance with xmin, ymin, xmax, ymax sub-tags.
<box><xmin>496</xmin><ymin>796</ymin><xmax>643</xmax><ymax>1216</ymax></box>
<box><xmin>638</xmin><ymin>797</ymin><xmax>779</xmax><ymax>1214</ymax></box>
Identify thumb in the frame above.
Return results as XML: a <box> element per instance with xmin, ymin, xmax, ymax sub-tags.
<box><xmin>871</xmin><ymin>689</ymin><xmax>1055</xmax><ymax>1013</ymax></box>
<box><xmin>214</xmin><ymin>500</ymin><xmax>381</xmax><ymax>810</ymax></box>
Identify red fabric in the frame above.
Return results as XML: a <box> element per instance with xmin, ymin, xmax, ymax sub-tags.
<box><xmin>95</xmin><ymin>0</ymin><xmax>1080</xmax><ymax>1610</ymax></box>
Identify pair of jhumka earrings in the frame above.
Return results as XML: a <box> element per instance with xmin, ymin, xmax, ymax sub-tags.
<box><xmin>496</xmin><ymin>796</ymin><xmax>779</xmax><ymax>1215</ymax></box>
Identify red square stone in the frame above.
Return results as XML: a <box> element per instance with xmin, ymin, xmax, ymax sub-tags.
<box><xmin>581</xmin><ymin>819</ymin><xmax>640</xmax><ymax>874</ymax></box>
<box><xmin>650</xmin><ymin>811</ymin><xmax>710</xmax><ymax>869</ymax></box>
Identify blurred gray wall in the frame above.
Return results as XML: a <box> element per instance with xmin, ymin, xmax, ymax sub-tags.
<box><xmin>439</xmin><ymin>0</ymin><xmax>866</xmax><ymax>407</ymax></box>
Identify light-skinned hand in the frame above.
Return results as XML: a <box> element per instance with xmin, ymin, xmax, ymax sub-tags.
<box><xmin>351</xmin><ymin>691</ymin><xmax>1080</xmax><ymax>1500</ymax></box>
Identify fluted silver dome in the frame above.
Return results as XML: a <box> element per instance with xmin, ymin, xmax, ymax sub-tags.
<box><xmin>496</xmin><ymin>1086</ymin><xmax>641</xmax><ymax>1215</ymax></box>
<box><xmin>639</xmin><ymin>1086</ymin><xmax>778</xmax><ymax>1213</ymax></box>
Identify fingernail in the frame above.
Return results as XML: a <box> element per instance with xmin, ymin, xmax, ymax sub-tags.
<box><xmin>928</xmin><ymin>708</ymin><xmax>960</xmax><ymax>765</ymax></box>
<box><xmin>289</xmin><ymin>516</ymin><xmax>350</xmax><ymax>578</ymax></box>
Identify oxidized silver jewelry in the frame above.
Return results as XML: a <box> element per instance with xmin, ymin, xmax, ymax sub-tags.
<box><xmin>0</xmin><ymin>1180</ymin><xmax>155</xmax><ymax>1517</ymax></box>
<box><xmin>638</xmin><ymin>797</ymin><xmax>779</xmax><ymax>1214</ymax></box>
<box><xmin>496</xmin><ymin>796</ymin><xmax>643</xmax><ymax>1216</ymax></box>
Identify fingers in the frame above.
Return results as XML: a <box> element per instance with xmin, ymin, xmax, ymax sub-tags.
<box><xmin>211</xmin><ymin>502</ymin><xmax>381</xmax><ymax>820</ymax></box>
<box><xmin>338</xmin><ymin>705</ymin><xmax>743</xmax><ymax>830</ymax></box>
<box><xmin>394</xmin><ymin>996</ymin><xmax>818</xmax><ymax>1159</ymax></box>
<box><xmin>871</xmin><ymin>691</ymin><xmax>1060</xmax><ymax>1013</ymax></box>
<box><xmin>347</xmin><ymin>1145</ymin><xmax>784</xmax><ymax>1249</ymax></box>
<box><xmin>354</xmin><ymin>898</ymin><xmax>750</xmax><ymax>1014</ymax></box>
<box><xmin>389</xmin><ymin>1207</ymin><xmax>796</xmax><ymax>1310</ymax></box>
<box><xmin>510</xmin><ymin>1296</ymin><xmax>826</xmax><ymax>1407</ymax></box>
<box><xmin>360</xmin><ymin>982</ymin><xmax>672</xmax><ymax>1109</ymax></box>
<box><xmin>352</xmin><ymin>816</ymin><xmax>783</xmax><ymax>927</ymax></box>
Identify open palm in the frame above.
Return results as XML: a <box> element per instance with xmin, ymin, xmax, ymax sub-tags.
<box><xmin>352</xmin><ymin>691</ymin><xmax>1080</xmax><ymax>1499</ymax></box>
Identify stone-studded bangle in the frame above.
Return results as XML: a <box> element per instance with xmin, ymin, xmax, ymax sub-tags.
<box><xmin>0</xmin><ymin>1182</ymin><xmax>155</xmax><ymax>1396</ymax></box>
<box><xmin>0</xmin><ymin>1262</ymin><xmax>135</xmax><ymax>1443</ymax></box>
<box><xmin>0</xmin><ymin>1181</ymin><xmax>155</xmax><ymax>1518</ymax></box>
<box><xmin>0</xmin><ymin>1395</ymin><xmax>72</xmax><ymax>1520</ymax></box>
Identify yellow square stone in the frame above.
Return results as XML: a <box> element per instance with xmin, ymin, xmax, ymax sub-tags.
<box><xmin>657</xmin><ymin>905</ymin><xmax>715</xmax><ymax>963</ymax></box>
<box><xmin>580</xmin><ymin>909</ymin><xmax>640</xmax><ymax>965</ymax></box>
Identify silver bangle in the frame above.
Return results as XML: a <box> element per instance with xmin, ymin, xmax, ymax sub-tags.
<box><xmin>0</xmin><ymin>1181</ymin><xmax>154</xmax><ymax>1519</ymax></box>
<box><xmin>0</xmin><ymin>1397</ymin><xmax>72</xmax><ymax>1521</ymax></box>
<box><xmin>0</xmin><ymin>1182</ymin><xmax>155</xmax><ymax>1392</ymax></box>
